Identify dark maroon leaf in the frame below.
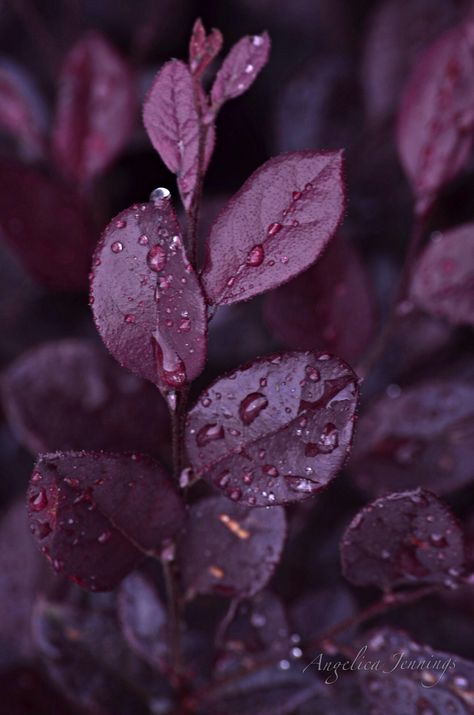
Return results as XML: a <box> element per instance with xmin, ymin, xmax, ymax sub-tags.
<box><xmin>196</xmin><ymin>664</ymin><xmax>323</xmax><ymax>715</ymax></box>
<box><xmin>27</xmin><ymin>451</ymin><xmax>185</xmax><ymax>591</ymax></box>
<box><xmin>340</xmin><ymin>489</ymin><xmax>465</xmax><ymax>590</ymax></box>
<box><xmin>117</xmin><ymin>570</ymin><xmax>168</xmax><ymax>671</ymax></box>
<box><xmin>0</xmin><ymin>501</ymin><xmax>43</xmax><ymax>669</ymax></box>
<box><xmin>410</xmin><ymin>223</ymin><xmax>474</xmax><ymax>327</ymax></box>
<box><xmin>185</xmin><ymin>351</ymin><xmax>359</xmax><ymax>506</ymax></box>
<box><xmin>189</xmin><ymin>18</ymin><xmax>223</xmax><ymax>77</ymax></box>
<box><xmin>263</xmin><ymin>235</ymin><xmax>376</xmax><ymax>363</ymax></box>
<box><xmin>350</xmin><ymin>379</ymin><xmax>474</xmax><ymax>495</ymax></box>
<box><xmin>396</xmin><ymin>21</ymin><xmax>474</xmax><ymax>212</ymax></box>
<box><xmin>52</xmin><ymin>31</ymin><xmax>136</xmax><ymax>184</ymax></box>
<box><xmin>201</xmin><ymin>151</ymin><xmax>345</xmax><ymax>305</ymax></box>
<box><xmin>358</xmin><ymin>628</ymin><xmax>474</xmax><ymax>714</ymax></box>
<box><xmin>178</xmin><ymin>495</ymin><xmax>286</xmax><ymax>598</ymax></box>
<box><xmin>90</xmin><ymin>193</ymin><xmax>207</xmax><ymax>394</ymax></box>
<box><xmin>32</xmin><ymin>595</ymin><xmax>163</xmax><ymax>715</ymax></box>
<box><xmin>1</xmin><ymin>339</ymin><xmax>170</xmax><ymax>458</ymax></box>
<box><xmin>361</xmin><ymin>0</ymin><xmax>462</xmax><ymax>125</ymax></box>
<box><xmin>0</xmin><ymin>59</ymin><xmax>46</xmax><ymax>158</ymax></box>
<box><xmin>0</xmin><ymin>162</ymin><xmax>95</xmax><ymax>290</ymax></box>
<box><xmin>143</xmin><ymin>60</ymin><xmax>215</xmax><ymax>210</ymax></box>
<box><xmin>216</xmin><ymin>589</ymin><xmax>290</xmax><ymax>674</ymax></box>
<box><xmin>210</xmin><ymin>32</ymin><xmax>270</xmax><ymax>110</ymax></box>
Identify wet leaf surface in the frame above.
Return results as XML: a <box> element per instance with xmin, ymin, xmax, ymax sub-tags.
<box><xmin>186</xmin><ymin>351</ymin><xmax>359</xmax><ymax>506</ymax></box>
<box><xmin>211</xmin><ymin>33</ymin><xmax>270</xmax><ymax>110</ymax></box>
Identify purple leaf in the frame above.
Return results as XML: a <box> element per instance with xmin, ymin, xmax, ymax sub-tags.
<box><xmin>340</xmin><ymin>489</ymin><xmax>465</xmax><ymax>590</ymax></box>
<box><xmin>0</xmin><ymin>501</ymin><xmax>43</xmax><ymax>669</ymax></box>
<box><xmin>32</xmin><ymin>595</ymin><xmax>160</xmax><ymax>715</ymax></box>
<box><xmin>289</xmin><ymin>585</ymin><xmax>357</xmax><ymax>644</ymax></box>
<box><xmin>350</xmin><ymin>379</ymin><xmax>474</xmax><ymax>495</ymax></box>
<box><xmin>90</xmin><ymin>193</ymin><xmax>207</xmax><ymax>394</ymax></box>
<box><xmin>201</xmin><ymin>151</ymin><xmax>345</xmax><ymax>306</ymax></box>
<box><xmin>196</xmin><ymin>664</ymin><xmax>323</xmax><ymax>715</ymax></box>
<box><xmin>396</xmin><ymin>21</ymin><xmax>474</xmax><ymax>213</ymax></box>
<box><xmin>52</xmin><ymin>31</ymin><xmax>136</xmax><ymax>184</ymax></box>
<box><xmin>358</xmin><ymin>628</ymin><xmax>474</xmax><ymax>714</ymax></box>
<box><xmin>0</xmin><ymin>59</ymin><xmax>47</xmax><ymax>158</ymax></box>
<box><xmin>410</xmin><ymin>223</ymin><xmax>474</xmax><ymax>327</ymax></box>
<box><xmin>178</xmin><ymin>495</ymin><xmax>286</xmax><ymax>598</ymax></box>
<box><xmin>263</xmin><ymin>235</ymin><xmax>376</xmax><ymax>363</ymax></box>
<box><xmin>1</xmin><ymin>339</ymin><xmax>170</xmax><ymax>458</ymax></box>
<box><xmin>143</xmin><ymin>60</ymin><xmax>215</xmax><ymax>210</ymax></box>
<box><xmin>185</xmin><ymin>351</ymin><xmax>359</xmax><ymax>506</ymax></box>
<box><xmin>210</xmin><ymin>32</ymin><xmax>270</xmax><ymax>110</ymax></box>
<box><xmin>189</xmin><ymin>18</ymin><xmax>223</xmax><ymax>77</ymax></box>
<box><xmin>0</xmin><ymin>162</ymin><xmax>95</xmax><ymax>291</ymax></box>
<box><xmin>117</xmin><ymin>570</ymin><xmax>168</xmax><ymax>671</ymax></box>
<box><xmin>27</xmin><ymin>451</ymin><xmax>185</xmax><ymax>591</ymax></box>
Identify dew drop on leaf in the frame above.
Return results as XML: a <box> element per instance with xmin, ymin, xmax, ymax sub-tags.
<box><xmin>246</xmin><ymin>244</ymin><xmax>265</xmax><ymax>266</ymax></box>
<box><xmin>147</xmin><ymin>244</ymin><xmax>167</xmax><ymax>272</ymax></box>
<box><xmin>238</xmin><ymin>392</ymin><xmax>269</xmax><ymax>425</ymax></box>
<box><xmin>196</xmin><ymin>423</ymin><xmax>225</xmax><ymax>447</ymax></box>
<box><xmin>111</xmin><ymin>241</ymin><xmax>123</xmax><ymax>253</ymax></box>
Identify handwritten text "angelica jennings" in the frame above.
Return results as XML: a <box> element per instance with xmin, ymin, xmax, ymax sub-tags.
<box><xmin>304</xmin><ymin>645</ymin><xmax>456</xmax><ymax>686</ymax></box>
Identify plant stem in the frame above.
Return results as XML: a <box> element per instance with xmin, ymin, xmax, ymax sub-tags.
<box><xmin>357</xmin><ymin>209</ymin><xmax>429</xmax><ymax>379</ymax></box>
<box><xmin>171</xmin><ymin>386</ymin><xmax>189</xmax><ymax>480</ymax></box>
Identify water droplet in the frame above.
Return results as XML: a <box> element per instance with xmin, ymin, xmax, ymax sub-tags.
<box><xmin>153</xmin><ymin>332</ymin><xmax>187</xmax><ymax>388</ymax></box>
<box><xmin>98</xmin><ymin>530</ymin><xmax>112</xmax><ymax>544</ymax></box>
<box><xmin>124</xmin><ymin>313</ymin><xmax>136</xmax><ymax>324</ymax></box>
<box><xmin>246</xmin><ymin>244</ymin><xmax>265</xmax><ymax>267</ymax></box>
<box><xmin>292</xmin><ymin>190</ymin><xmax>302</xmax><ymax>201</ymax></box>
<box><xmin>216</xmin><ymin>470</ymin><xmax>230</xmax><ymax>488</ymax></box>
<box><xmin>179</xmin><ymin>467</ymin><xmax>193</xmax><ymax>488</ymax></box>
<box><xmin>245</xmin><ymin>63</ymin><xmax>254</xmax><ymax>73</ymax></box>
<box><xmin>318</xmin><ymin>423</ymin><xmax>339</xmax><ymax>453</ymax></box>
<box><xmin>305</xmin><ymin>365</ymin><xmax>320</xmax><ymax>382</ymax></box>
<box><xmin>239</xmin><ymin>392</ymin><xmax>268</xmax><ymax>425</ymax></box>
<box><xmin>115</xmin><ymin>219</ymin><xmax>126</xmax><ymax>229</ymax></box>
<box><xmin>243</xmin><ymin>471</ymin><xmax>254</xmax><ymax>484</ymax></box>
<box><xmin>147</xmin><ymin>244</ymin><xmax>167</xmax><ymax>272</ymax></box>
<box><xmin>30</xmin><ymin>488</ymin><xmax>48</xmax><ymax>511</ymax></box>
<box><xmin>228</xmin><ymin>488</ymin><xmax>242</xmax><ymax>502</ymax></box>
<box><xmin>150</xmin><ymin>186</ymin><xmax>171</xmax><ymax>203</ymax></box>
<box><xmin>267</xmin><ymin>222</ymin><xmax>282</xmax><ymax>237</ymax></box>
<box><xmin>111</xmin><ymin>241</ymin><xmax>123</xmax><ymax>253</ymax></box>
<box><xmin>262</xmin><ymin>464</ymin><xmax>279</xmax><ymax>477</ymax></box>
<box><xmin>429</xmin><ymin>533</ymin><xmax>447</xmax><ymax>548</ymax></box>
<box><xmin>197</xmin><ymin>423</ymin><xmax>225</xmax><ymax>447</ymax></box>
<box><xmin>179</xmin><ymin>317</ymin><xmax>191</xmax><ymax>332</ymax></box>
<box><xmin>31</xmin><ymin>471</ymin><xmax>42</xmax><ymax>483</ymax></box>
<box><xmin>252</xmin><ymin>35</ymin><xmax>264</xmax><ymax>46</ymax></box>
<box><xmin>138</xmin><ymin>233</ymin><xmax>149</xmax><ymax>245</ymax></box>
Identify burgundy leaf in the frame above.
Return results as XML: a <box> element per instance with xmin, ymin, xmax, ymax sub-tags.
<box><xmin>0</xmin><ymin>162</ymin><xmax>95</xmax><ymax>291</ymax></box>
<box><xmin>196</xmin><ymin>664</ymin><xmax>323</xmax><ymax>715</ymax></box>
<box><xmin>0</xmin><ymin>59</ymin><xmax>46</xmax><ymax>158</ymax></box>
<box><xmin>117</xmin><ymin>570</ymin><xmax>168</xmax><ymax>671</ymax></box>
<box><xmin>178</xmin><ymin>495</ymin><xmax>286</xmax><ymax>598</ymax></box>
<box><xmin>289</xmin><ymin>585</ymin><xmax>357</xmax><ymax>644</ymax></box>
<box><xmin>210</xmin><ymin>32</ymin><xmax>270</xmax><ymax>110</ymax></box>
<box><xmin>32</xmin><ymin>595</ymin><xmax>158</xmax><ymax>715</ymax></box>
<box><xmin>216</xmin><ymin>590</ymin><xmax>290</xmax><ymax>674</ymax></box>
<box><xmin>201</xmin><ymin>151</ymin><xmax>345</xmax><ymax>305</ymax></box>
<box><xmin>185</xmin><ymin>351</ymin><xmax>359</xmax><ymax>506</ymax></box>
<box><xmin>361</xmin><ymin>0</ymin><xmax>461</xmax><ymax>125</ymax></box>
<box><xmin>52</xmin><ymin>31</ymin><xmax>136</xmax><ymax>184</ymax></box>
<box><xmin>396</xmin><ymin>21</ymin><xmax>474</xmax><ymax>213</ymax></box>
<box><xmin>0</xmin><ymin>501</ymin><xmax>43</xmax><ymax>669</ymax></box>
<box><xmin>358</xmin><ymin>628</ymin><xmax>474</xmax><ymax>714</ymax></box>
<box><xmin>350</xmin><ymin>379</ymin><xmax>474</xmax><ymax>496</ymax></box>
<box><xmin>143</xmin><ymin>60</ymin><xmax>215</xmax><ymax>210</ymax></box>
<box><xmin>27</xmin><ymin>451</ymin><xmax>185</xmax><ymax>591</ymax></box>
<box><xmin>340</xmin><ymin>489</ymin><xmax>465</xmax><ymax>590</ymax></box>
<box><xmin>1</xmin><ymin>339</ymin><xmax>170</xmax><ymax>459</ymax></box>
<box><xmin>189</xmin><ymin>18</ymin><xmax>223</xmax><ymax>77</ymax></box>
<box><xmin>264</xmin><ymin>235</ymin><xmax>376</xmax><ymax>363</ymax></box>
<box><xmin>410</xmin><ymin>223</ymin><xmax>474</xmax><ymax>327</ymax></box>
<box><xmin>90</xmin><ymin>193</ymin><xmax>207</xmax><ymax>394</ymax></box>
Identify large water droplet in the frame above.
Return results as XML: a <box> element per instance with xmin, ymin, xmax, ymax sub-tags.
<box><xmin>30</xmin><ymin>488</ymin><xmax>48</xmax><ymax>512</ymax></box>
<box><xmin>147</xmin><ymin>244</ymin><xmax>167</xmax><ymax>272</ymax></box>
<box><xmin>318</xmin><ymin>423</ymin><xmax>339</xmax><ymax>453</ymax></box>
<box><xmin>153</xmin><ymin>332</ymin><xmax>187</xmax><ymax>388</ymax></box>
<box><xmin>150</xmin><ymin>187</ymin><xmax>171</xmax><ymax>203</ymax></box>
<box><xmin>239</xmin><ymin>392</ymin><xmax>268</xmax><ymax>425</ymax></box>
<box><xmin>246</xmin><ymin>244</ymin><xmax>265</xmax><ymax>267</ymax></box>
<box><xmin>111</xmin><ymin>241</ymin><xmax>123</xmax><ymax>253</ymax></box>
<box><xmin>197</xmin><ymin>423</ymin><xmax>225</xmax><ymax>447</ymax></box>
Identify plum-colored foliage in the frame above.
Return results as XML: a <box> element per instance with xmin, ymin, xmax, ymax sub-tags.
<box><xmin>202</xmin><ymin>151</ymin><xmax>345</xmax><ymax>305</ymax></box>
<box><xmin>186</xmin><ymin>351</ymin><xmax>358</xmax><ymax>505</ymax></box>
<box><xmin>0</xmin><ymin>5</ymin><xmax>472</xmax><ymax>713</ymax></box>
<box><xmin>90</xmin><ymin>194</ymin><xmax>207</xmax><ymax>393</ymax></box>
<box><xmin>410</xmin><ymin>222</ymin><xmax>474</xmax><ymax>326</ymax></box>
<box><xmin>52</xmin><ymin>32</ymin><xmax>136</xmax><ymax>184</ymax></box>
<box><xmin>28</xmin><ymin>451</ymin><xmax>185</xmax><ymax>590</ymax></box>
<box><xmin>341</xmin><ymin>489</ymin><xmax>465</xmax><ymax>589</ymax></box>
